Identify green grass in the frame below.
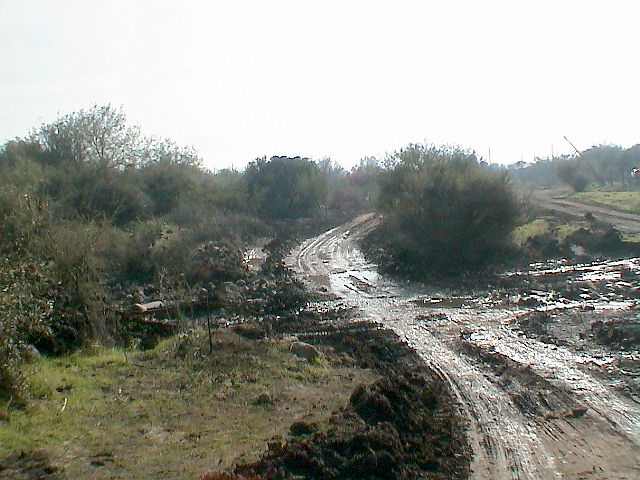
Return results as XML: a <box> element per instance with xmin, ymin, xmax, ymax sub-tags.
<box><xmin>512</xmin><ymin>218</ymin><xmax>578</xmax><ymax>245</ymax></box>
<box><xmin>512</xmin><ymin>219</ymin><xmax>552</xmax><ymax>245</ymax></box>
<box><xmin>569</xmin><ymin>191</ymin><xmax>640</xmax><ymax>214</ymax></box>
<box><xmin>0</xmin><ymin>330</ymin><xmax>377</xmax><ymax>479</ymax></box>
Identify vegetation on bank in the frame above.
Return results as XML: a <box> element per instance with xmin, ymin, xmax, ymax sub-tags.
<box><xmin>508</xmin><ymin>143</ymin><xmax>640</xmax><ymax>192</ymax></box>
<box><xmin>567</xmin><ymin>191</ymin><xmax>640</xmax><ymax>215</ymax></box>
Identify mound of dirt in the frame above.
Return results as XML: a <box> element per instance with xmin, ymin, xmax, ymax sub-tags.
<box><xmin>562</xmin><ymin>225</ymin><xmax>625</xmax><ymax>256</ymax></box>
<box><xmin>311</xmin><ymin>324</ymin><xmax>418</xmax><ymax>373</ymax></box>
<box><xmin>234</xmin><ymin>323</ymin><xmax>470</xmax><ymax>480</ymax></box>
<box><xmin>237</xmin><ymin>373</ymin><xmax>468</xmax><ymax>480</ymax></box>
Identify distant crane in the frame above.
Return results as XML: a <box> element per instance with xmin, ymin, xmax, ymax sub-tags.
<box><xmin>563</xmin><ymin>135</ymin><xmax>582</xmax><ymax>157</ymax></box>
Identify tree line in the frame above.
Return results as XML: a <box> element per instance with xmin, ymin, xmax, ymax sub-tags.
<box><xmin>508</xmin><ymin>144</ymin><xmax>640</xmax><ymax>191</ymax></box>
<box><xmin>0</xmin><ymin>105</ymin><xmax>384</xmax><ymax>401</ymax></box>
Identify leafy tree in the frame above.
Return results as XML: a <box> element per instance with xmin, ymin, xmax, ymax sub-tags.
<box><xmin>508</xmin><ymin>157</ymin><xmax>564</xmax><ymax>189</ymax></box>
<box><xmin>32</xmin><ymin>104</ymin><xmax>142</xmax><ymax>168</ymax></box>
<box><xmin>324</xmin><ymin>157</ymin><xmax>382</xmax><ymax>214</ymax></box>
<box><xmin>139</xmin><ymin>161</ymin><xmax>197</xmax><ymax>216</ymax></box>
<box><xmin>556</xmin><ymin>159</ymin><xmax>590</xmax><ymax>192</ymax></box>
<box><xmin>39</xmin><ymin>164</ymin><xmax>150</xmax><ymax>225</ymax></box>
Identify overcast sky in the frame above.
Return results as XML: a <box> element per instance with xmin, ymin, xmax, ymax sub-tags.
<box><xmin>1</xmin><ymin>1</ymin><xmax>638</xmax><ymax>170</ymax></box>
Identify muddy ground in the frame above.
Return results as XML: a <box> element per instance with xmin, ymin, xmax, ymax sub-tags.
<box><xmin>288</xmin><ymin>215</ymin><xmax>640</xmax><ymax>480</ymax></box>
<box><xmin>235</xmin><ymin>324</ymin><xmax>471</xmax><ymax>480</ymax></box>
<box><xmin>517</xmin><ymin>308</ymin><xmax>640</xmax><ymax>402</ymax></box>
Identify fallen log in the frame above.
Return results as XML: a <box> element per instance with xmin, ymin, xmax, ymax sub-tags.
<box><xmin>132</xmin><ymin>301</ymin><xmax>164</xmax><ymax>313</ymax></box>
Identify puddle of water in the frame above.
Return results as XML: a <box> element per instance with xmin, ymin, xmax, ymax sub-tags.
<box><xmin>506</xmin><ymin>258</ymin><xmax>640</xmax><ymax>280</ymax></box>
<box><xmin>411</xmin><ymin>297</ymin><xmax>469</xmax><ymax>308</ymax></box>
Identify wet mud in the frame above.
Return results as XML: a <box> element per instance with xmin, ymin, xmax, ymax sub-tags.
<box><xmin>286</xmin><ymin>214</ymin><xmax>640</xmax><ymax>480</ymax></box>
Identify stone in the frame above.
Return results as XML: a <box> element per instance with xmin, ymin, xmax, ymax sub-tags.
<box><xmin>289</xmin><ymin>341</ymin><xmax>320</xmax><ymax>361</ymax></box>
<box><xmin>255</xmin><ymin>393</ymin><xmax>274</xmax><ymax>405</ymax></box>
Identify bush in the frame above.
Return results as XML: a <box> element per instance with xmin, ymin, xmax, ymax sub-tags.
<box><xmin>43</xmin><ymin>165</ymin><xmax>152</xmax><ymax>225</ymax></box>
<box><xmin>245</xmin><ymin>156</ymin><xmax>327</xmax><ymax>219</ymax></box>
<box><xmin>556</xmin><ymin>159</ymin><xmax>590</xmax><ymax>192</ymax></box>
<box><xmin>368</xmin><ymin>144</ymin><xmax>519</xmax><ymax>277</ymax></box>
<box><xmin>0</xmin><ymin>260</ymin><xmax>53</xmax><ymax>405</ymax></box>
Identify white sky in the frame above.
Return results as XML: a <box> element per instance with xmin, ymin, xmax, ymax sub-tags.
<box><xmin>1</xmin><ymin>0</ymin><xmax>639</xmax><ymax>170</ymax></box>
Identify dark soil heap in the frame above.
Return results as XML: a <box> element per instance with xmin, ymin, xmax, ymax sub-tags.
<box><xmin>591</xmin><ymin>318</ymin><xmax>640</xmax><ymax>351</ymax></box>
<box><xmin>235</xmin><ymin>326</ymin><xmax>470</xmax><ymax>480</ymax></box>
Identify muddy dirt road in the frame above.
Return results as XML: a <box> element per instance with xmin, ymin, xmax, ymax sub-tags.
<box><xmin>287</xmin><ymin>214</ymin><xmax>640</xmax><ymax>480</ymax></box>
<box><xmin>531</xmin><ymin>191</ymin><xmax>640</xmax><ymax>235</ymax></box>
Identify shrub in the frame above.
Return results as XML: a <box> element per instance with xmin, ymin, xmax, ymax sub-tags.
<box><xmin>0</xmin><ymin>192</ymin><xmax>53</xmax><ymax>401</ymax></box>
<box><xmin>0</xmin><ymin>259</ymin><xmax>53</xmax><ymax>405</ymax></box>
<box><xmin>245</xmin><ymin>156</ymin><xmax>327</xmax><ymax>219</ymax></box>
<box><xmin>369</xmin><ymin>144</ymin><xmax>519</xmax><ymax>276</ymax></box>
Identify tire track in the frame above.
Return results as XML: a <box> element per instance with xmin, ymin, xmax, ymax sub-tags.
<box><xmin>287</xmin><ymin>214</ymin><xmax>640</xmax><ymax>479</ymax></box>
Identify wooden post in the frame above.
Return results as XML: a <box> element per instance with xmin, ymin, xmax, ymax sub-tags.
<box><xmin>207</xmin><ymin>313</ymin><xmax>213</xmax><ymax>354</ymax></box>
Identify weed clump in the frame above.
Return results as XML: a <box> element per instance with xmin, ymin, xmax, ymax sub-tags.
<box><xmin>0</xmin><ymin>450</ymin><xmax>62</xmax><ymax>479</ymax></box>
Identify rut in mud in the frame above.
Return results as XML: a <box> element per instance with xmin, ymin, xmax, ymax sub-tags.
<box><xmin>287</xmin><ymin>214</ymin><xmax>640</xmax><ymax>480</ymax></box>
